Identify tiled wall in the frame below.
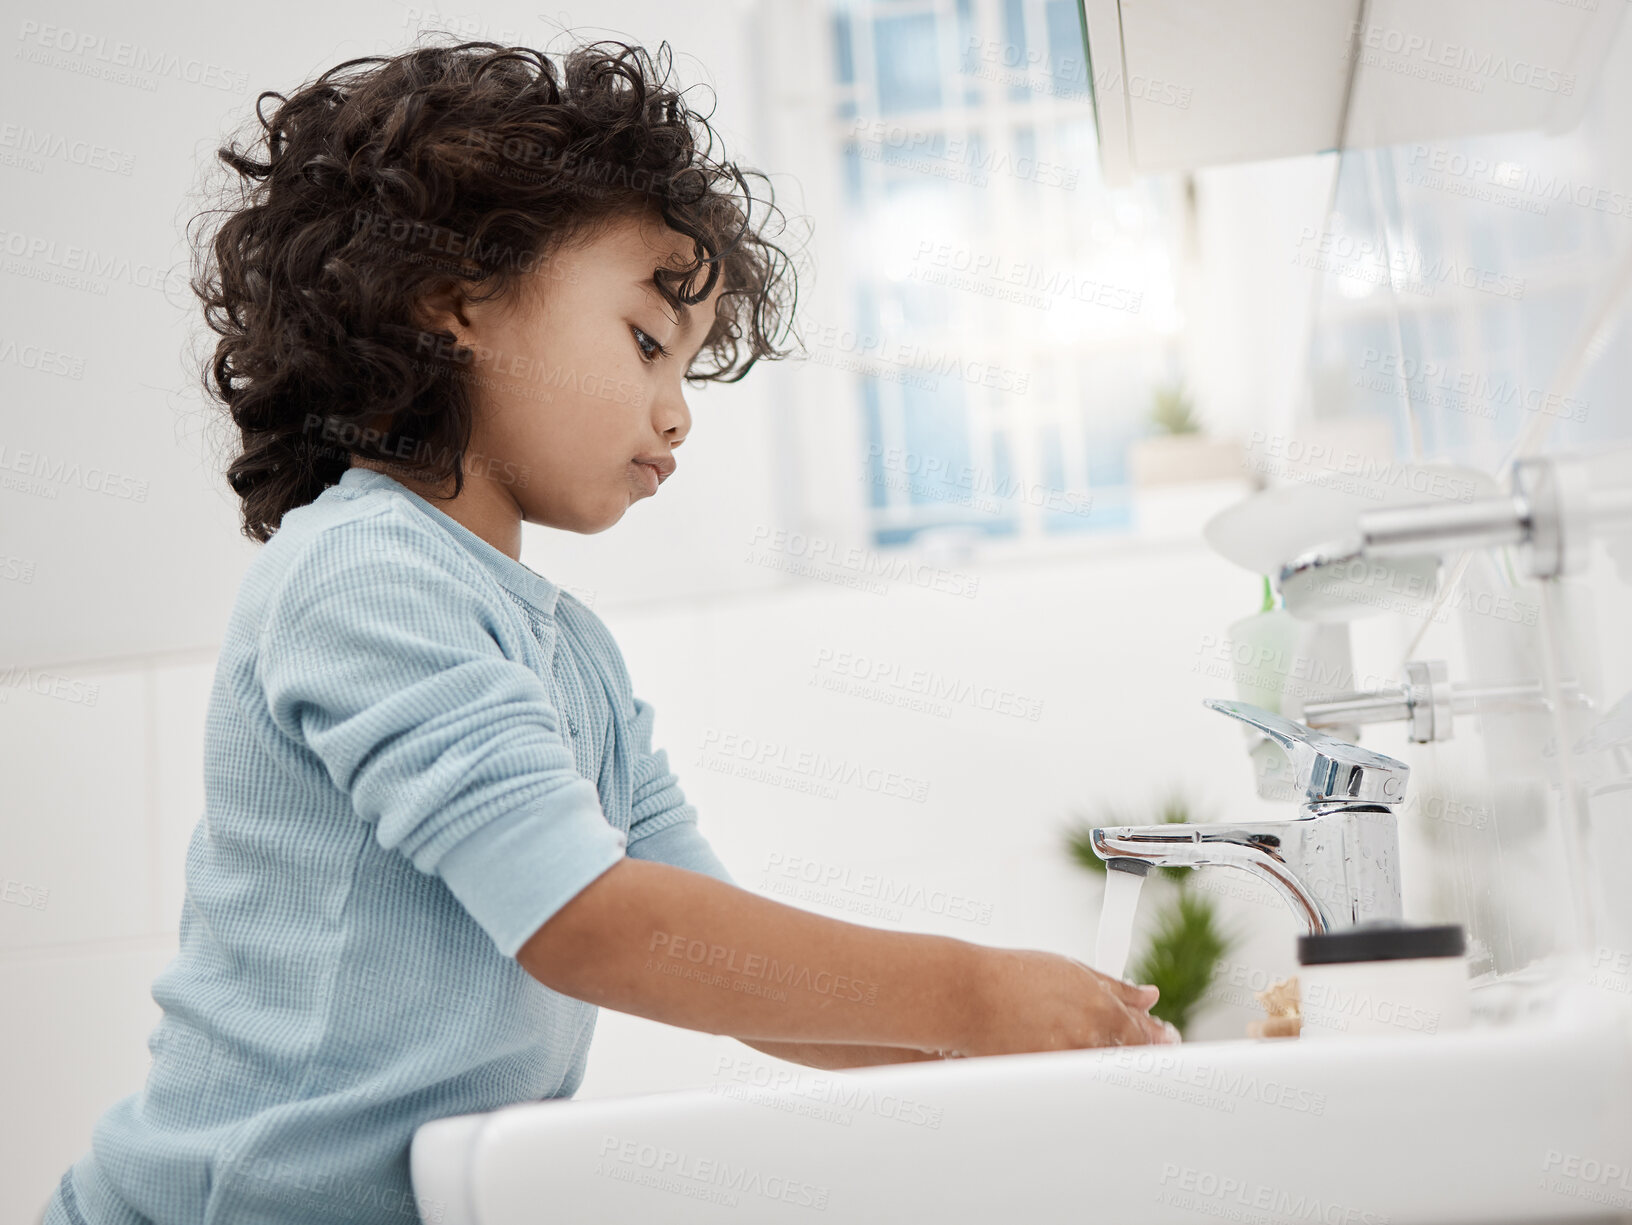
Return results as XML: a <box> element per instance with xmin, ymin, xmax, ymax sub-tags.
<box><xmin>2</xmin><ymin>519</ymin><xmax>1325</xmax><ymax>1219</ymax></box>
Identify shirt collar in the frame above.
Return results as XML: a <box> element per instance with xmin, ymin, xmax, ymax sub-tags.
<box><xmin>336</xmin><ymin>466</ymin><xmax>562</xmax><ymax>616</ymax></box>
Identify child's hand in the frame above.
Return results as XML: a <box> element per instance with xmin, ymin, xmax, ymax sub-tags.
<box><xmin>955</xmin><ymin>948</ymin><xmax>1180</xmax><ymax>1056</ymax></box>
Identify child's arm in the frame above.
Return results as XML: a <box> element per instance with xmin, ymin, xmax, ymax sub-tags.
<box><xmin>517</xmin><ymin>858</ymin><xmax>1174</xmax><ymax>1058</ymax></box>
<box><xmin>253</xmin><ymin>515</ymin><xmax>1167</xmax><ymax>1057</ymax></box>
<box><xmin>736</xmin><ymin>1039</ymin><xmax>945</xmax><ymax>1069</ymax></box>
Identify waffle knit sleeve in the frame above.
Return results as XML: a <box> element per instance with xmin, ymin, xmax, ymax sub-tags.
<box><xmin>255</xmin><ymin>502</ymin><xmax>628</xmax><ymax>958</ymax></box>
<box><xmin>623</xmin><ymin>693</ymin><xmax>737</xmax><ymax>886</ymax></box>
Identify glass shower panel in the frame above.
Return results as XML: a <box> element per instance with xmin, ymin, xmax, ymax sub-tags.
<box><xmin>1297</xmin><ymin>9</ymin><xmax>1632</xmax><ymax>987</ymax></box>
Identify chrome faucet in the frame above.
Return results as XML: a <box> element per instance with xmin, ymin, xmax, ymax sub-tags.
<box><xmin>1090</xmin><ymin>699</ymin><xmax>1408</xmax><ymax>934</ymax></box>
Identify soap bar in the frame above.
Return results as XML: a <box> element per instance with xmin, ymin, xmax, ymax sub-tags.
<box><xmin>1247</xmin><ymin>974</ymin><xmax>1301</xmax><ymax>1039</ymax></box>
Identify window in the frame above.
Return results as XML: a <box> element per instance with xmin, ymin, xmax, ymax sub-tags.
<box><xmin>1305</xmin><ymin>127</ymin><xmax>1632</xmax><ymax>476</ymax></box>
<box><xmin>828</xmin><ymin>0</ymin><xmax>1188</xmax><ymax>548</ymax></box>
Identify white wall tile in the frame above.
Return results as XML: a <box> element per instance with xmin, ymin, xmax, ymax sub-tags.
<box><xmin>0</xmin><ymin>667</ymin><xmax>155</xmax><ymax>950</ymax></box>
<box><xmin>0</xmin><ymin>940</ymin><xmax>176</xmax><ymax>1225</ymax></box>
<box><xmin>150</xmin><ymin>657</ymin><xmax>217</xmax><ymax>934</ymax></box>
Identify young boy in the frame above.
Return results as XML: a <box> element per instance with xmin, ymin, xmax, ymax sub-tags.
<box><xmin>42</xmin><ymin>37</ymin><xmax>1172</xmax><ymax>1225</ymax></box>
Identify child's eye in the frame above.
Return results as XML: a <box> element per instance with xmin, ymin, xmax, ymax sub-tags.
<box><xmin>630</xmin><ymin>325</ymin><xmax>671</xmax><ymax>363</ymax></box>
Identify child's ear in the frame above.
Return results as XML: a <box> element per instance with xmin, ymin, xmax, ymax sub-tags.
<box><xmin>409</xmin><ymin>275</ymin><xmax>477</xmax><ymax>339</ymax></box>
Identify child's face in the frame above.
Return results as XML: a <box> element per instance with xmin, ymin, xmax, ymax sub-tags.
<box><xmin>429</xmin><ymin>208</ymin><xmax>726</xmax><ymax>535</ymax></box>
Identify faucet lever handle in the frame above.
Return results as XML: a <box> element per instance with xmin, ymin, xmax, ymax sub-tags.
<box><xmin>1203</xmin><ymin>697</ymin><xmax>1410</xmax><ymax>806</ymax></box>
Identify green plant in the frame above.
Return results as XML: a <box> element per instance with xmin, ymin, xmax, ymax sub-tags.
<box><xmin>1150</xmin><ymin>382</ymin><xmax>1200</xmax><ymax>435</ymax></box>
<box><xmin>1127</xmin><ymin>889</ymin><xmax>1233</xmax><ymax>1034</ymax></box>
<box><xmin>1062</xmin><ymin>792</ymin><xmax>1239</xmax><ymax>1036</ymax></box>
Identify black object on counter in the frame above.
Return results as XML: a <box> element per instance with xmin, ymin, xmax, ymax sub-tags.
<box><xmin>1297</xmin><ymin>920</ymin><xmax>1466</xmax><ymax>966</ymax></box>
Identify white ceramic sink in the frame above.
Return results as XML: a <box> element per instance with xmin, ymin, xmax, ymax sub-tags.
<box><xmin>411</xmin><ymin>983</ymin><xmax>1632</xmax><ymax>1225</ymax></box>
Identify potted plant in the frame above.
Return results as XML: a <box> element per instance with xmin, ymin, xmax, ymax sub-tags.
<box><xmin>1127</xmin><ymin>379</ymin><xmax>1245</xmax><ymax>487</ymax></box>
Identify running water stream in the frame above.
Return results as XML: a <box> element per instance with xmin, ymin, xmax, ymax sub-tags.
<box><xmin>1092</xmin><ymin>865</ymin><xmax>1146</xmax><ymax>981</ymax></box>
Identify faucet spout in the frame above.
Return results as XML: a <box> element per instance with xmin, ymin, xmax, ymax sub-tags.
<box><xmin>1090</xmin><ymin>803</ymin><xmax>1403</xmax><ymax>935</ymax></box>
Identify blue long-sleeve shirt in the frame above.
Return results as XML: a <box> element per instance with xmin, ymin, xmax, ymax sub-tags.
<box><xmin>43</xmin><ymin>464</ymin><xmax>734</xmax><ymax>1225</ymax></box>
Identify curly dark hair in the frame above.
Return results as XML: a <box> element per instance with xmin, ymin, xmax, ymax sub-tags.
<box><xmin>189</xmin><ymin>36</ymin><xmax>802</xmax><ymax>543</ymax></box>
